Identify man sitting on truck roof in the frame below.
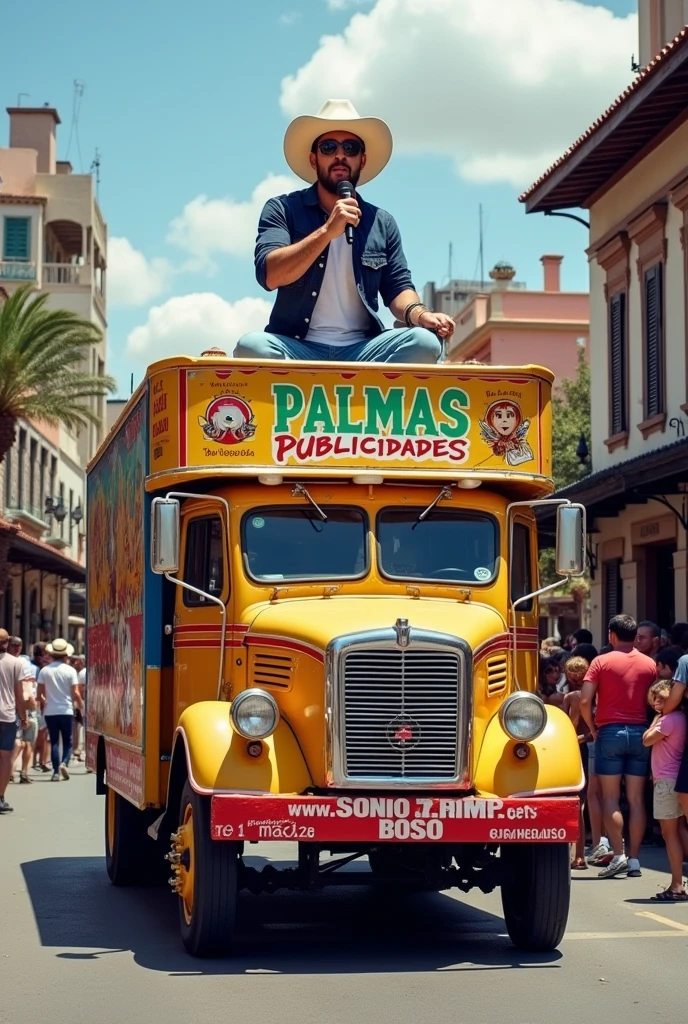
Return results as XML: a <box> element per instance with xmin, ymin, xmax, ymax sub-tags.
<box><xmin>234</xmin><ymin>99</ymin><xmax>455</xmax><ymax>364</ymax></box>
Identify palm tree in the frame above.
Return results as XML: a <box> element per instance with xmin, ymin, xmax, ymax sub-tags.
<box><xmin>0</xmin><ymin>284</ymin><xmax>116</xmax><ymax>464</ymax></box>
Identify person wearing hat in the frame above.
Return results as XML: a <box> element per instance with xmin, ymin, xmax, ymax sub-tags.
<box><xmin>37</xmin><ymin>639</ymin><xmax>83</xmax><ymax>782</ymax></box>
<box><xmin>235</xmin><ymin>99</ymin><xmax>455</xmax><ymax>363</ymax></box>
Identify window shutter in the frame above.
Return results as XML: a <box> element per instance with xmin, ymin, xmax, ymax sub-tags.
<box><xmin>644</xmin><ymin>263</ymin><xmax>663</xmax><ymax>418</ymax></box>
<box><xmin>609</xmin><ymin>291</ymin><xmax>626</xmax><ymax>435</ymax></box>
<box><xmin>603</xmin><ymin>559</ymin><xmax>621</xmax><ymax>623</ymax></box>
<box><xmin>2</xmin><ymin>217</ymin><xmax>30</xmax><ymax>260</ymax></box>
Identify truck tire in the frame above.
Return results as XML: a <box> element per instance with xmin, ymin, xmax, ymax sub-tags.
<box><xmin>500</xmin><ymin>843</ymin><xmax>570</xmax><ymax>951</ymax></box>
<box><xmin>176</xmin><ymin>780</ymin><xmax>238</xmax><ymax>957</ymax></box>
<box><xmin>105</xmin><ymin>785</ymin><xmax>167</xmax><ymax>887</ymax></box>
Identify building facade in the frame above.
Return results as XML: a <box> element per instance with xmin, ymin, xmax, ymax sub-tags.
<box><xmin>0</xmin><ymin>105</ymin><xmax>109</xmax><ymax>648</ymax></box>
<box><xmin>521</xmin><ymin>3</ymin><xmax>688</xmax><ymax>644</ymax></box>
<box><xmin>422</xmin><ymin>272</ymin><xmax>526</xmax><ymax>320</ymax></box>
<box><xmin>444</xmin><ymin>255</ymin><xmax>589</xmax><ymax>385</ymax></box>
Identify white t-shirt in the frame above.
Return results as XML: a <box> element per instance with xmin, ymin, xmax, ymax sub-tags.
<box><xmin>0</xmin><ymin>652</ymin><xmax>23</xmax><ymax>724</ymax></box>
<box><xmin>38</xmin><ymin>661</ymin><xmax>78</xmax><ymax>717</ymax></box>
<box><xmin>306</xmin><ymin>234</ymin><xmax>372</xmax><ymax>346</ymax></box>
<box><xmin>78</xmin><ymin>667</ymin><xmax>86</xmax><ymax>688</ymax></box>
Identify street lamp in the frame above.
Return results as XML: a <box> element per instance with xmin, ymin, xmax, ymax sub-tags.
<box><xmin>71</xmin><ymin>504</ymin><xmax>83</xmax><ymax>525</ymax></box>
<box><xmin>44</xmin><ymin>496</ymin><xmax>68</xmax><ymax>523</ymax></box>
<box><xmin>576</xmin><ymin>434</ymin><xmax>589</xmax><ymax>466</ymax></box>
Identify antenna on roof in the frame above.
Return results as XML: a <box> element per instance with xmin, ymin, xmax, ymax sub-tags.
<box><xmin>90</xmin><ymin>148</ymin><xmax>101</xmax><ymax>199</ymax></box>
<box><xmin>66</xmin><ymin>79</ymin><xmax>86</xmax><ymax>170</ymax></box>
<box><xmin>17</xmin><ymin>93</ymin><xmax>30</xmax><ymax>107</ymax></box>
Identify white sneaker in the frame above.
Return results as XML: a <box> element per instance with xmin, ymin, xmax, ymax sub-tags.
<box><xmin>59</xmin><ymin>764</ymin><xmax>69</xmax><ymax>780</ymax></box>
<box><xmin>627</xmin><ymin>858</ymin><xmax>642</xmax><ymax>877</ymax></box>
<box><xmin>598</xmin><ymin>854</ymin><xmax>628</xmax><ymax>878</ymax></box>
<box><xmin>588</xmin><ymin>842</ymin><xmax>612</xmax><ymax>865</ymax></box>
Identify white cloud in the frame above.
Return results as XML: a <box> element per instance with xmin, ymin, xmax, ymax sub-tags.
<box><xmin>108</xmin><ymin>237</ymin><xmax>173</xmax><ymax>308</ymax></box>
<box><xmin>166</xmin><ymin>173</ymin><xmax>299</xmax><ymax>268</ymax></box>
<box><xmin>327</xmin><ymin>0</ymin><xmax>373</xmax><ymax>9</ymax></box>
<box><xmin>282</xmin><ymin>0</ymin><xmax>637</xmax><ymax>188</ymax></box>
<box><xmin>125</xmin><ymin>293</ymin><xmax>272</xmax><ymax>362</ymax></box>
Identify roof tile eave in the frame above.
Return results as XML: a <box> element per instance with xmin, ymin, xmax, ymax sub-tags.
<box><xmin>519</xmin><ymin>27</ymin><xmax>688</xmax><ymax>207</ymax></box>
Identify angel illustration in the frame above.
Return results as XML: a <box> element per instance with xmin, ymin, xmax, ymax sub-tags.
<box><xmin>479</xmin><ymin>400</ymin><xmax>534</xmax><ymax>467</ymax></box>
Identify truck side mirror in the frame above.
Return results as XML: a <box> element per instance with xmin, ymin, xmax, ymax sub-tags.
<box><xmin>555</xmin><ymin>504</ymin><xmax>586</xmax><ymax>577</ymax></box>
<box><xmin>151</xmin><ymin>498</ymin><xmax>180</xmax><ymax>574</ymax></box>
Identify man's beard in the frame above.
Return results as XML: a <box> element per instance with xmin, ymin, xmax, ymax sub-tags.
<box><xmin>316</xmin><ymin>161</ymin><xmax>361</xmax><ymax>194</ymax></box>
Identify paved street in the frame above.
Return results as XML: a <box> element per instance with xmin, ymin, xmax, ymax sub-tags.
<box><xmin>2</xmin><ymin>770</ymin><xmax>687</xmax><ymax>1024</ymax></box>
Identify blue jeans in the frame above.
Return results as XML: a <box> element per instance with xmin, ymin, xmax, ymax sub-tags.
<box><xmin>234</xmin><ymin>327</ymin><xmax>442</xmax><ymax>364</ymax></box>
<box><xmin>45</xmin><ymin>714</ymin><xmax>73</xmax><ymax>773</ymax></box>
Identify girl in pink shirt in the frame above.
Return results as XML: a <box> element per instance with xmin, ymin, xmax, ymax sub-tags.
<box><xmin>643</xmin><ymin>681</ymin><xmax>688</xmax><ymax>901</ymax></box>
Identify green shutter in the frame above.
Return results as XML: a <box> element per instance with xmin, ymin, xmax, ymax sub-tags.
<box><xmin>3</xmin><ymin>217</ymin><xmax>30</xmax><ymax>260</ymax></box>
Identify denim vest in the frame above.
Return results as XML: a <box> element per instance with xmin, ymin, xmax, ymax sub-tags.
<box><xmin>254</xmin><ymin>184</ymin><xmax>415</xmax><ymax>339</ymax></box>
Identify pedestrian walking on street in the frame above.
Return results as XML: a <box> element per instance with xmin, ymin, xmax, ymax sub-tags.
<box><xmin>0</xmin><ymin>629</ymin><xmax>28</xmax><ymax>813</ymax></box>
<box><xmin>37</xmin><ymin>639</ymin><xmax>82</xmax><ymax>782</ymax></box>
<box><xmin>580</xmin><ymin>614</ymin><xmax>657</xmax><ymax>879</ymax></box>
<box><xmin>643</xmin><ymin>681</ymin><xmax>688</xmax><ymax>900</ymax></box>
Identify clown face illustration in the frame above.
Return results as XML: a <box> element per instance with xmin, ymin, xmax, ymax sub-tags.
<box><xmin>199</xmin><ymin>395</ymin><xmax>256</xmax><ymax>445</ymax></box>
<box><xmin>479</xmin><ymin>400</ymin><xmax>534</xmax><ymax>467</ymax></box>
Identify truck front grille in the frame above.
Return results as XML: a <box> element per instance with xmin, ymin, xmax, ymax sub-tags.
<box><xmin>342</xmin><ymin>648</ymin><xmax>461</xmax><ymax>781</ymax></box>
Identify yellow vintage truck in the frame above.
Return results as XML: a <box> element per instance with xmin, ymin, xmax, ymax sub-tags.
<box><xmin>86</xmin><ymin>355</ymin><xmax>585</xmax><ymax>957</ymax></box>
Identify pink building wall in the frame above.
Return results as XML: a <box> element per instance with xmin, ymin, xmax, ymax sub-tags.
<box><xmin>446</xmin><ymin>254</ymin><xmax>589</xmax><ymax>386</ymax></box>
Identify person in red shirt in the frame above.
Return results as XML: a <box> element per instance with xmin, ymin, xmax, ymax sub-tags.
<box><xmin>580</xmin><ymin>614</ymin><xmax>657</xmax><ymax>880</ymax></box>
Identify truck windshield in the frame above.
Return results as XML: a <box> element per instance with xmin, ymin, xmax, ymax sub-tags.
<box><xmin>242</xmin><ymin>507</ymin><xmax>368</xmax><ymax>582</ymax></box>
<box><xmin>377</xmin><ymin>509</ymin><xmax>497</xmax><ymax>585</ymax></box>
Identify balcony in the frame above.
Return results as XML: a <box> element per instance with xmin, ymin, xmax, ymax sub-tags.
<box><xmin>43</xmin><ymin>262</ymin><xmax>88</xmax><ymax>286</ymax></box>
<box><xmin>0</xmin><ymin>260</ymin><xmax>37</xmax><ymax>281</ymax></box>
<box><xmin>5</xmin><ymin>505</ymin><xmax>49</xmax><ymax>535</ymax></box>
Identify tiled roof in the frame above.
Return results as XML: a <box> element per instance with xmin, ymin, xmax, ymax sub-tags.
<box><xmin>520</xmin><ymin>28</ymin><xmax>688</xmax><ymax>211</ymax></box>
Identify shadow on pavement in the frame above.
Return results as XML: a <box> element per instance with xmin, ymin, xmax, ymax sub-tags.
<box><xmin>21</xmin><ymin>855</ymin><xmax>563</xmax><ymax>975</ymax></box>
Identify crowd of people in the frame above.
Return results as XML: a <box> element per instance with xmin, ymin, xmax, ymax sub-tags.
<box><xmin>539</xmin><ymin>615</ymin><xmax>688</xmax><ymax>900</ymax></box>
<box><xmin>0</xmin><ymin>629</ymin><xmax>86</xmax><ymax>813</ymax></box>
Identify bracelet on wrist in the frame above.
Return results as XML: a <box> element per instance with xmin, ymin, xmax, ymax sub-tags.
<box><xmin>404</xmin><ymin>301</ymin><xmax>428</xmax><ymax>327</ymax></box>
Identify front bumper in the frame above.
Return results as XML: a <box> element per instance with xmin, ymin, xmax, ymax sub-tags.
<box><xmin>210</xmin><ymin>793</ymin><xmax>579</xmax><ymax>843</ymax></box>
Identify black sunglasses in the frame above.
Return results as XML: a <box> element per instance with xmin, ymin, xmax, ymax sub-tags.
<box><xmin>316</xmin><ymin>139</ymin><xmax>365</xmax><ymax>157</ymax></box>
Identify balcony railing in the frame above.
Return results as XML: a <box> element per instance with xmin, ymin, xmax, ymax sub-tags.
<box><xmin>0</xmin><ymin>260</ymin><xmax>37</xmax><ymax>281</ymax></box>
<box><xmin>5</xmin><ymin>505</ymin><xmax>49</xmax><ymax>533</ymax></box>
<box><xmin>43</xmin><ymin>263</ymin><xmax>85</xmax><ymax>286</ymax></box>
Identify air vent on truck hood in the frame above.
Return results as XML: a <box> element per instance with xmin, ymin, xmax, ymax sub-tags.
<box><xmin>250</xmin><ymin>649</ymin><xmax>294</xmax><ymax>689</ymax></box>
<box><xmin>486</xmin><ymin>654</ymin><xmax>508</xmax><ymax>697</ymax></box>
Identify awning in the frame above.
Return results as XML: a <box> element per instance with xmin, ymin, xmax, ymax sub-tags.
<box><xmin>5</xmin><ymin>524</ymin><xmax>86</xmax><ymax>583</ymax></box>
<box><xmin>537</xmin><ymin>437</ymin><xmax>688</xmax><ymax>543</ymax></box>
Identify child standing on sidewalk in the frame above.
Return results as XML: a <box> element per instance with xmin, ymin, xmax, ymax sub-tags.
<box><xmin>643</xmin><ymin>681</ymin><xmax>688</xmax><ymax>901</ymax></box>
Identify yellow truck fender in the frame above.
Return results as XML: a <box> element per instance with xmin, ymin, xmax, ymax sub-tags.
<box><xmin>176</xmin><ymin>701</ymin><xmax>313</xmax><ymax>796</ymax></box>
<box><xmin>473</xmin><ymin>704</ymin><xmax>585</xmax><ymax>798</ymax></box>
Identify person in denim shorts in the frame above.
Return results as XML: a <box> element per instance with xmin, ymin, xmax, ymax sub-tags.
<box><xmin>580</xmin><ymin>615</ymin><xmax>657</xmax><ymax>879</ymax></box>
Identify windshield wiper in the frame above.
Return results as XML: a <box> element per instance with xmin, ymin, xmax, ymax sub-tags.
<box><xmin>292</xmin><ymin>483</ymin><xmax>328</xmax><ymax>522</ymax></box>
<box><xmin>413</xmin><ymin>485</ymin><xmax>453</xmax><ymax>530</ymax></box>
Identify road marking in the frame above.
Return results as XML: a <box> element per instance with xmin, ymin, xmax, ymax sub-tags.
<box><xmin>564</xmin><ymin>930</ymin><xmax>685</xmax><ymax>940</ymax></box>
<box><xmin>636</xmin><ymin>911</ymin><xmax>688</xmax><ymax>932</ymax></box>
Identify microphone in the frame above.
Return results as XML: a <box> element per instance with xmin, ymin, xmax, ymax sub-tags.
<box><xmin>336</xmin><ymin>179</ymin><xmax>355</xmax><ymax>246</ymax></box>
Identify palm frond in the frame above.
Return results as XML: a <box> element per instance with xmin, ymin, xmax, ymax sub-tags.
<box><xmin>0</xmin><ymin>284</ymin><xmax>115</xmax><ymax>427</ymax></box>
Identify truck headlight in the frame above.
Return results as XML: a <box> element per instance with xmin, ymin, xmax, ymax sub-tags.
<box><xmin>499</xmin><ymin>693</ymin><xmax>546</xmax><ymax>742</ymax></box>
<box><xmin>230</xmin><ymin>689</ymin><xmax>279</xmax><ymax>739</ymax></box>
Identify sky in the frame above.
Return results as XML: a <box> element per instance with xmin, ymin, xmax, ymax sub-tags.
<box><xmin>1</xmin><ymin>0</ymin><xmax>639</xmax><ymax>395</ymax></box>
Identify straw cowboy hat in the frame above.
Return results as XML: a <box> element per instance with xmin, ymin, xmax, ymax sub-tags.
<box><xmin>46</xmin><ymin>638</ymin><xmax>75</xmax><ymax>658</ymax></box>
<box><xmin>284</xmin><ymin>99</ymin><xmax>393</xmax><ymax>187</ymax></box>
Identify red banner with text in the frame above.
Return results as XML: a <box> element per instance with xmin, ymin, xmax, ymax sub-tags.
<box><xmin>210</xmin><ymin>794</ymin><xmax>579</xmax><ymax>843</ymax></box>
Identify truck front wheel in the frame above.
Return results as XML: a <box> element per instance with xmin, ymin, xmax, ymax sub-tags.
<box><xmin>175</xmin><ymin>780</ymin><xmax>238</xmax><ymax>957</ymax></box>
<box><xmin>500</xmin><ymin>843</ymin><xmax>570</xmax><ymax>951</ymax></box>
